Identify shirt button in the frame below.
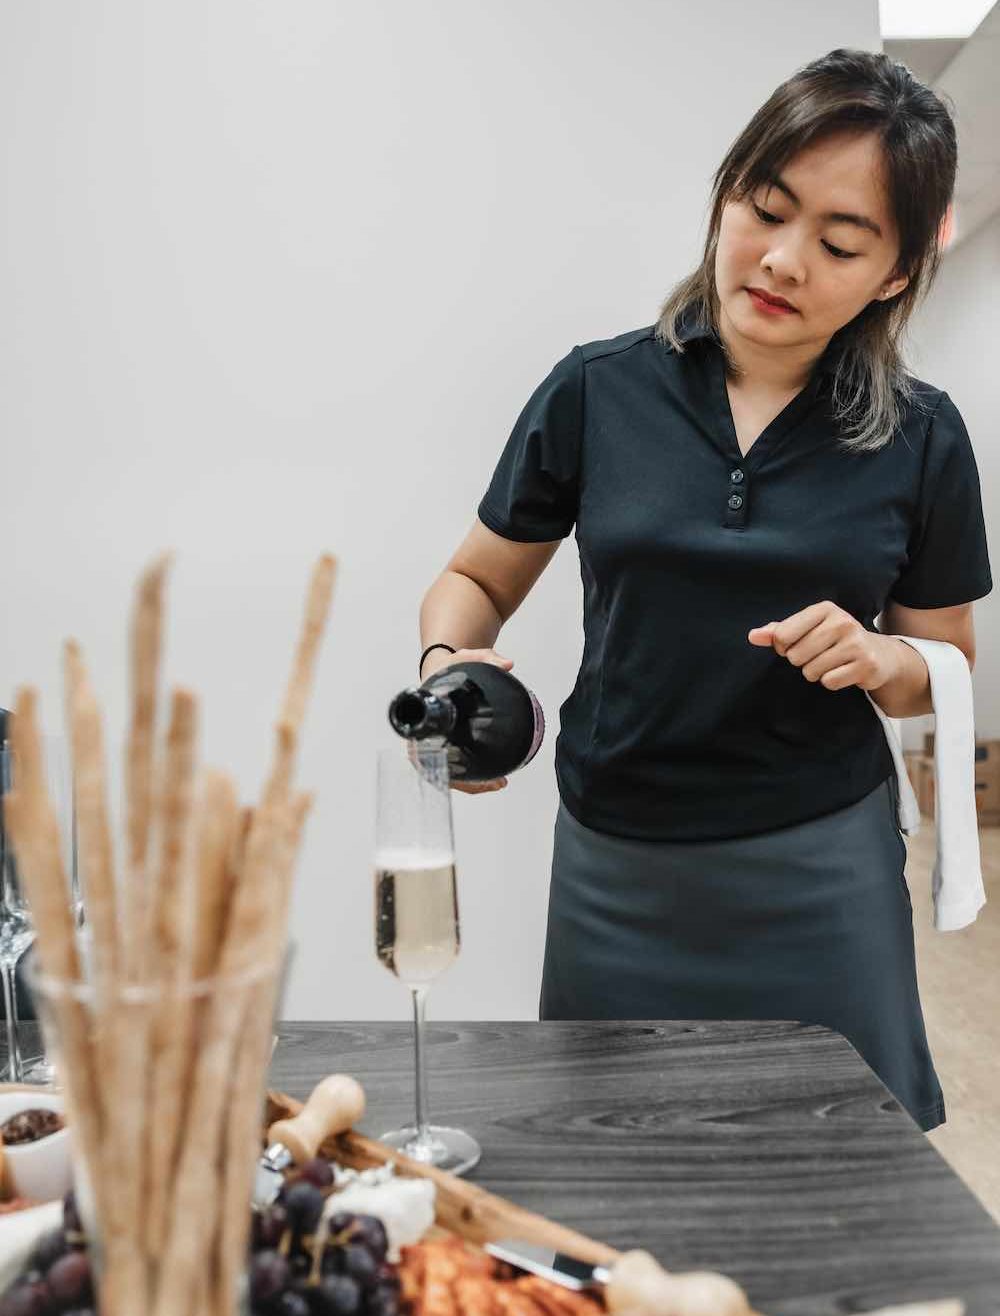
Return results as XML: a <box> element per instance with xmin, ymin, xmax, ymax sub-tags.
<box><xmin>728</xmin><ymin>493</ymin><xmax>744</xmax><ymax>510</ymax></box>
<box><xmin>730</xmin><ymin>469</ymin><xmax>744</xmax><ymax>483</ymax></box>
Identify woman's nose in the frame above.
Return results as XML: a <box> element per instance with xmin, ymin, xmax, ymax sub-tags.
<box><xmin>762</xmin><ymin>235</ymin><xmax>807</xmax><ymax>285</ymax></box>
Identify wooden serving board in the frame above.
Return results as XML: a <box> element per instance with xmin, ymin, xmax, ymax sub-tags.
<box><xmin>264</xmin><ymin>1090</ymin><xmax>964</xmax><ymax>1316</ymax></box>
<box><xmin>265</xmin><ymin>1089</ymin><xmax>619</xmax><ymax>1268</ymax></box>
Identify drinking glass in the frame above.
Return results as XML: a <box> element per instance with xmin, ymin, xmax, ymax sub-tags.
<box><xmin>30</xmin><ymin>951</ymin><xmax>287</xmax><ymax>1316</ymax></box>
<box><xmin>374</xmin><ymin>742</ymin><xmax>480</xmax><ymax>1174</ymax></box>
<box><xmin>0</xmin><ymin>735</ymin><xmax>80</xmax><ymax>1082</ymax></box>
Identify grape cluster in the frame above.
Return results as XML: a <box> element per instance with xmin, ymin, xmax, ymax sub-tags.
<box><xmin>249</xmin><ymin>1160</ymin><xmax>404</xmax><ymax>1316</ymax></box>
<box><xmin>0</xmin><ymin>1192</ymin><xmax>94</xmax><ymax>1316</ymax></box>
<box><xmin>0</xmin><ymin>1166</ymin><xmax>406</xmax><ymax>1316</ymax></box>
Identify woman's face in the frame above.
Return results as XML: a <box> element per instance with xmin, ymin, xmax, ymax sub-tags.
<box><xmin>715</xmin><ymin>131</ymin><xmax>911</xmax><ymax>355</ymax></box>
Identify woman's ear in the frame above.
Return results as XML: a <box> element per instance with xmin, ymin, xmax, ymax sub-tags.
<box><xmin>877</xmin><ymin>271</ymin><xmax>910</xmax><ymax>302</ymax></box>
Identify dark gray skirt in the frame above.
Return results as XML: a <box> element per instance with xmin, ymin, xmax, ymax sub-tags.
<box><xmin>539</xmin><ymin>775</ymin><xmax>945</xmax><ymax>1132</ymax></box>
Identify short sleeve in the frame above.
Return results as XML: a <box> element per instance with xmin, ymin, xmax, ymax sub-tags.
<box><xmin>476</xmin><ymin>345</ymin><xmax>583</xmax><ymax>542</ymax></box>
<box><xmin>887</xmin><ymin>391</ymin><xmax>993</xmax><ymax>608</ymax></box>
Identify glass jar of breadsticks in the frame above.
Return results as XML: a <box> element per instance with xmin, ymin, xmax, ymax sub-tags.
<box><xmin>3</xmin><ymin>552</ymin><xmax>335</xmax><ymax>1316</ymax></box>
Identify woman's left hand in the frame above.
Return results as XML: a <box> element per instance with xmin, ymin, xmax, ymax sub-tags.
<box><xmin>748</xmin><ymin>600</ymin><xmax>902</xmax><ymax>693</ymax></box>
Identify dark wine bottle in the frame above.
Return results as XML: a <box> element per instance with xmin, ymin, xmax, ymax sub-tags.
<box><xmin>387</xmin><ymin>662</ymin><xmax>545</xmax><ymax>783</ymax></box>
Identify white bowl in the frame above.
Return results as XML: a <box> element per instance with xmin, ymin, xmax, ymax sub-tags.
<box><xmin>0</xmin><ymin>1198</ymin><xmax>64</xmax><ymax>1292</ymax></box>
<box><xmin>0</xmin><ymin>1091</ymin><xmax>72</xmax><ymax>1205</ymax></box>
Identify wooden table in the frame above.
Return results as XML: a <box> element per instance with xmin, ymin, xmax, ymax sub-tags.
<box><xmin>270</xmin><ymin>1019</ymin><xmax>1000</xmax><ymax>1316</ymax></box>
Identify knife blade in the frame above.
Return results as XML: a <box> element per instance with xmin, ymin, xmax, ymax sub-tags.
<box><xmin>485</xmin><ymin>1239</ymin><xmax>611</xmax><ymax>1293</ymax></box>
<box><xmin>253</xmin><ymin>1074</ymin><xmax>366</xmax><ymax>1208</ymax></box>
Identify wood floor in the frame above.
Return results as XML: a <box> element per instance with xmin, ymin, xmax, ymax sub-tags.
<box><xmin>906</xmin><ymin>815</ymin><xmax>1000</xmax><ymax>1223</ymax></box>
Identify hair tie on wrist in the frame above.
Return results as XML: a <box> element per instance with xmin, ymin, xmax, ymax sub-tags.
<box><xmin>419</xmin><ymin>642</ymin><xmax>457</xmax><ymax>679</ymax></box>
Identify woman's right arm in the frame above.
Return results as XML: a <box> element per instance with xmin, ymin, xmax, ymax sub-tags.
<box><xmin>419</xmin><ymin>517</ymin><xmax>562</xmax><ymax>793</ymax></box>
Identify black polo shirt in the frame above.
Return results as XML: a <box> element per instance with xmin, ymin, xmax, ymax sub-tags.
<box><xmin>476</xmin><ymin>313</ymin><xmax>993</xmax><ymax>841</ymax></box>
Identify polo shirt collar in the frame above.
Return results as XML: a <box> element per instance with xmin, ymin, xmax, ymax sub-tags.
<box><xmin>673</xmin><ymin>300</ymin><xmax>845</xmax><ymax>381</ymax></box>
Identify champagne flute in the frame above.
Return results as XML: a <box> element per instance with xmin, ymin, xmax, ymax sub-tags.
<box><xmin>374</xmin><ymin>742</ymin><xmax>481</xmax><ymax>1174</ymax></box>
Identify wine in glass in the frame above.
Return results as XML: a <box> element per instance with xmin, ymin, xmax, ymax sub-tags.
<box><xmin>374</xmin><ymin>743</ymin><xmax>480</xmax><ymax>1174</ymax></box>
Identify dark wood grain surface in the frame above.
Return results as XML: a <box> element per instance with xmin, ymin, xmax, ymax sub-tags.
<box><xmin>269</xmin><ymin>1019</ymin><xmax>1000</xmax><ymax>1316</ymax></box>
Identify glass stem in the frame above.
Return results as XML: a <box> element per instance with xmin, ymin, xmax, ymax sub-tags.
<box><xmin>412</xmin><ymin>986</ymin><xmax>432</xmax><ymax>1148</ymax></box>
<box><xmin>1</xmin><ymin>956</ymin><xmax>22</xmax><ymax>1082</ymax></box>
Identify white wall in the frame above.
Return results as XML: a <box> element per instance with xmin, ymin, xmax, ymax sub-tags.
<box><xmin>0</xmin><ymin>2</ymin><xmax>881</xmax><ymax>1020</ymax></box>
<box><xmin>902</xmin><ymin>211</ymin><xmax>1000</xmax><ymax>751</ymax></box>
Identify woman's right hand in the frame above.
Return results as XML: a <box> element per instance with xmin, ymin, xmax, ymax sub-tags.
<box><xmin>421</xmin><ymin>647</ymin><xmax>515</xmax><ymax>794</ymax></box>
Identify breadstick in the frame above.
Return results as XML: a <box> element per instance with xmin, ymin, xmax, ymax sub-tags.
<box><xmin>214</xmin><ymin>792</ymin><xmax>313</xmax><ymax>1316</ymax></box>
<box><xmin>204</xmin><ymin>555</ymin><xmax>332</xmax><ymax>1312</ymax></box>
<box><xmin>98</xmin><ymin>554</ymin><xmax>170</xmax><ymax>1316</ymax></box>
<box><xmin>62</xmin><ymin>644</ymin><xmax>146</xmax><ymax>1316</ymax></box>
<box><xmin>148</xmin><ymin>690</ymin><xmax>200</xmax><ymax>977</ymax></box>
<box><xmin>192</xmin><ymin>770</ymin><xmax>239</xmax><ymax>981</ymax></box>
<box><xmin>263</xmin><ymin>554</ymin><xmax>336</xmax><ymax>807</ymax></box>
<box><xmin>63</xmin><ymin>641</ymin><xmax>118</xmax><ymax>993</ymax></box>
<box><xmin>214</xmin><ymin>796</ymin><xmax>288</xmax><ymax>975</ymax></box>
<box><xmin>125</xmin><ymin>552</ymin><xmax>171</xmax><ymax>979</ymax></box>
<box><xmin>213</xmin><ymin>979</ymin><xmax>282</xmax><ymax>1316</ymax></box>
<box><xmin>2</xmin><ymin>691</ymin><xmax>105</xmax><ymax>1214</ymax></box>
<box><xmin>152</xmin><ymin>980</ymin><xmax>262</xmax><ymax>1316</ymax></box>
<box><xmin>173</xmin><ymin>769</ymin><xmax>238</xmax><ymax>1316</ymax></box>
<box><xmin>153</xmin><ymin>800</ymin><xmax>289</xmax><ymax>1316</ymax></box>
<box><xmin>6</xmin><ymin>692</ymin><xmax>82</xmax><ymax>982</ymax></box>
<box><xmin>146</xmin><ymin>689</ymin><xmax>200</xmax><ymax>1252</ymax></box>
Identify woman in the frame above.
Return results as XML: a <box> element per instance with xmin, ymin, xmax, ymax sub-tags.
<box><xmin>416</xmin><ymin>49</ymin><xmax>992</xmax><ymax>1132</ymax></box>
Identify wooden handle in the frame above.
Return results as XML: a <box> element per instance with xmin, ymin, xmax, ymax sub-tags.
<box><xmin>266</xmin><ymin>1075</ymin><xmax>366</xmax><ymax>1163</ymax></box>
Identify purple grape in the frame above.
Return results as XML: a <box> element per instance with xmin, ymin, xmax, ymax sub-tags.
<box><xmin>317</xmin><ymin>1275</ymin><xmax>362</xmax><ymax>1316</ymax></box>
<box><xmin>288</xmin><ymin>1273</ymin><xmax>318</xmax><ymax>1307</ymax></box>
<box><xmin>325</xmin><ymin>1212</ymin><xmax>354</xmax><ymax>1236</ymax></box>
<box><xmin>340</xmin><ymin>1244</ymin><xmax>377</xmax><ymax>1291</ymax></box>
<box><xmin>47</xmin><ymin>1252</ymin><xmax>93</xmax><ymax>1309</ymax></box>
<box><xmin>288</xmin><ymin>1252</ymin><xmax>312</xmax><ymax>1281</ymax></box>
<box><xmin>249</xmin><ymin>1250</ymin><xmax>290</xmax><ymax>1306</ymax></box>
<box><xmin>0</xmin><ymin>1280</ymin><xmax>52</xmax><ymax>1316</ymax></box>
<box><xmin>282</xmin><ymin>1182</ymin><xmax>325</xmax><ymax>1236</ymax></box>
<box><xmin>368</xmin><ymin>1292</ymin><xmax>402</xmax><ymax>1316</ymax></box>
<box><xmin>253</xmin><ymin>1203</ymin><xmax>290</xmax><ymax>1251</ymax></box>
<box><xmin>298</xmin><ymin>1158</ymin><xmax>334</xmax><ymax>1189</ymax></box>
<box><xmin>274</xmin><ymin>1293</ymin><xmax>311</xmax><ymax>1316</ymax></box>
<box><xmin>320</xmin><ymin>1244</ymin><xmax>344</xmax><ymax>1277</ymax></box>
<box><xmin>347</xmin><ymin>1216</ymin><xmax>388</xmax><ymax>1264</ymax></box>
<box><xmin>29</xmin><ymin>1230</ymin><xmax>68</xmax><ymax>1273</ymax></box>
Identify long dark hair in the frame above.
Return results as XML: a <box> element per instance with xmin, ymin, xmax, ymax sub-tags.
<box><xmin>655</xmin><ymin>48</ymin><xmax>957</xmax><ymax>452</ymax></box>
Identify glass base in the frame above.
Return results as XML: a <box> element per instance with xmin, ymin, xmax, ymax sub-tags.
<box><xmin>0</xmin><ymin>1055</ymin><xmax>55</xmax><ymax>1085</ymax></box>
<box><xmin>21</xmin><ymin>1055</ymin><xmax>56</xmax><ymax>1084</ymax></box>
<box><xmin>378</xmin><ymin>1124</ymin><xmax>481</xmax><ymax>1176</ymax></box>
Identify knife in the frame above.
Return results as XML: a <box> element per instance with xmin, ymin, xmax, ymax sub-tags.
<box><xmin>254</xmin><ymin>1074</ymin><xmax>366</xmax><ymax>1208</ymax></box>
<box><xmin>485</xmin><ymin>1239</ymin><xmax>611</xmax><ymax>1293</ymax></box>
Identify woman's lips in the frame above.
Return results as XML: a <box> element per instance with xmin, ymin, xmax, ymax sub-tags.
<box><xmin>746</xmin><ymin>288</ymin><xmax>797</xmax><ymax>315</ymax></box>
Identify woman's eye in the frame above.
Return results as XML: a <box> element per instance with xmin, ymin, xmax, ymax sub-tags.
<box><xmin>752</xmin><ymin>203</ymin><xmax>780</xmax><ymax>224</ymax></box>
<box><xmin>752</xmin><ymin>202</ymin><xmax>859</xmax><ymax>260</ymax></box>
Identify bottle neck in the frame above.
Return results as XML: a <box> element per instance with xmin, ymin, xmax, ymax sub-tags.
<box><xmin>389</xmin><ymin>689</ymin><xmax>458</xmax><ymax>739</ymax></box>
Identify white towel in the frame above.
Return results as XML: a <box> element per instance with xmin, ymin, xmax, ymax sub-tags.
<box><xmin>865</xmin><ymin>635</ymin><xmax>986</xmax><ymax>932</ymax></box>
